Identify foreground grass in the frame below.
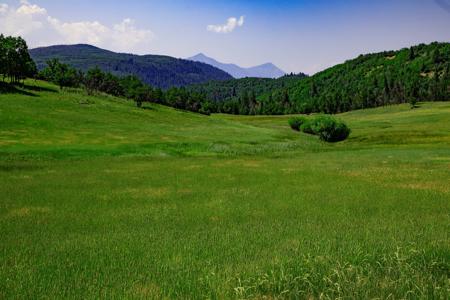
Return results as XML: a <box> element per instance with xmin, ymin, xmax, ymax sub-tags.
<box><xmin>0</xmin><ymin>81</ymin><xmax>449</xmax><ymax>298</ymax></box>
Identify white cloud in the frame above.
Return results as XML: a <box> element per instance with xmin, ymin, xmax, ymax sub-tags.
<box><xmin>0</xmin><ymin>1</ymin><xmax>154</xmax><ymax>53</ymax></box>
<box><xmin>207</xmin><ymin>16</ymin><xmax>244</xmax><ymax>34</ymax></box>
<box><xmin>47</xmin><ymin>17</ymin><xmax>109</xmax><ymax>45</ymax></box>
<box><xmin>0</xmin><ymin>1</ymin><xmax>44</xmax><ymax>36</ymax></box>
<box><xmin>0</xmin><ymin>3</ymin><xmax>8</xmax><ymax>14</ymax></box>
<box><xmin>16</xmin><ymin>0</ymin><xmax>46</xmax><ymax>15</ymax></box>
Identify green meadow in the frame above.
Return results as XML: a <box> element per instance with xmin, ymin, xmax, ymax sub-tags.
<box><xmin>1</xmin><ymin>81</ymin><xmax>449</xmax><ymax>299</ymax></box>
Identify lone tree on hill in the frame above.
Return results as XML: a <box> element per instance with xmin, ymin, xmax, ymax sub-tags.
<box><xmin>0</xmin><ymin>34</ymin><xmax>37</xmax><ymax>83</ymax></box>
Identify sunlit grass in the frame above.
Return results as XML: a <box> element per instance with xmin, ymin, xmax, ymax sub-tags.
<box><xmin>0</xmin><ymin>81</ymin><xmax>449</xmax><ymax>298</ymax></box>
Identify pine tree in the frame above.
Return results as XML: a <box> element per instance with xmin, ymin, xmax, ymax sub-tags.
<box><xmin>0</xmin><ymin>34</ymin><xmax>5</xmax><ymax>81</ymax></box>
<box><xmin>310</xmin><ymin>81</ymin><xmax>318</xmax><ymax>97</ymax></box>
<box><xmin>408</xmin><ymin>47</ymin><xmax>415</xmax><ymax>61</ymax></box>
<box><xmin>282</xmin><ymin>89</ymin><xmax>290</xmax><ymax>112</ymax></box>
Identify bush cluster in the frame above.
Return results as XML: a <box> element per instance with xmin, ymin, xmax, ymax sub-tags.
<box><xmin>290</xmin><ymin>116</ymin><xmax>351</xmax><ymax>142</ymax></box>
<box><xmin>288</xmin><ymin>117</ymin><xmax>307</xmax><ymax>131</ymax></box>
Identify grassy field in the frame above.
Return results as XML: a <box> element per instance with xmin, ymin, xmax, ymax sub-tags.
<box><xmin>0</xmin><ymin>81</ymin><xmax>449</xmax><ymax>299</ymax></box>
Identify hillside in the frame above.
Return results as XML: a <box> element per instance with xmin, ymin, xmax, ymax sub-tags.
<box><xmin>188</xmin><ymin>53</ymin><xmax>286</xmax><ymax>78</ymax></box>
<box><xmin>1</xmin><ymin>81</ymin><xmax>449</xmax><ymax>298</ymax></box>
<box><xmin>186</xmin><ymin>73</ymin><xmax>308</xmax><ymax>114</ymax></box>
<box><xmin>285</xmin><ymin>42</ymin><xmax>450</xmax><ymax>113</ymax></box>
<box><xmin>0</xmin><ymin>80</ymin><xmax>291</xmax><ymax>158</ymax></box>
<box><xmin>185</xmin><ymin>42</ymin><xmax>450</xmax><ymax>115</ymax></box>
<box><xmin>30</xmin><ymin>44</ymin><xmax>233</xmax><ymax>89</ymax></box>
<box><xmin>1</xmin><ymin>80</ymin><xmax>449</xmax><ymax>158</ymax></box>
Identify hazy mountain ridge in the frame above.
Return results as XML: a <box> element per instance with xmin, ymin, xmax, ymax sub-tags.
<box><xmin>188</xmin><ymin>53</ymin><xmax>286</xmax><ymax>79</ymax></box>
<box><xmin>30</xmin><ymin>44</ymin><xmax>233</xmax><ymax>89</ymax></box>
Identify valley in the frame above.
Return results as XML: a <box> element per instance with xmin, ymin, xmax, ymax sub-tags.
<box><xmin>0</xmin><ymin>81</ymin><xmax>449</xmax><ymax>298</ymax></box>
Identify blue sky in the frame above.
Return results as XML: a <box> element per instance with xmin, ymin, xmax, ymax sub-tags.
<box><xmin>1</xmin><ymin>0</ymin><xmax>450</xmax><ymax>74</ymax></box>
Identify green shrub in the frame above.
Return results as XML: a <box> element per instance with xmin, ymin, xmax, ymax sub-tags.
<box><xmin>288</xmin><ymin>117</ymin><xmax>307</xmax><ymax>131</ymax></box>
<box><xmin>299</xmin><ymin>116</ymin><xmax>351</xmax><ymax>142</ymax></box>
<box><xmin>314</xmin><ymin>116</ymin><xmax>351</xmax><ymax>142</ymax></box>
<box><xmin>300</xmin><ymin>119</ymin><xmax>316</xmax><ymax>134</ymax></box>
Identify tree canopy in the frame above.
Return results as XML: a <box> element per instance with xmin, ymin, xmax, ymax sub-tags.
<box><xmin>0</xmin><ymin>35</ymin><xmax>37</xmax><ymax>83</ymax></box>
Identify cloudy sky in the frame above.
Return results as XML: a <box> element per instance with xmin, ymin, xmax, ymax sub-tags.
<box><xmin>1</xmin><ymin>0</ymin><xmax>450</xmax><ymax>74</ymax></box>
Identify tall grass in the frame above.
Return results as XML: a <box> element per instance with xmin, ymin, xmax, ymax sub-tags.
<box><xmin>0</xmin><ymin>81</ymin><xmax>449</xmax><ymax>298</ymax></box>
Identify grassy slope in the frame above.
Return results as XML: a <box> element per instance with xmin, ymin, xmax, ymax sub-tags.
<box><xmin>0</xmin><ymin>81</ymin><xmax>449</xmax><ymax>299</ymax></box>
<box><xmin>0</xmin><ymin>81</ymin><xmax>313</xmax><ymax>159</ymax></box>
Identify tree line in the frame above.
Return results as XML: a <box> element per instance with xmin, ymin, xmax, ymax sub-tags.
<box><xmin>36</xmin><ymin>58</ymin><xmax>306</xmax><ymax>115</ymax></box>
<box><xmin>37</xmin><ymin>58</ymin><xmax>216</xmax><ymax>114</ymax></box>
<box><xmin>2</xmin><ymin>35</ymin><xmax>449</xmax><ymax>116</ymax></box>
<box><xmin>186</xmin><ymin>74</ymin><xmax>307</xmax><ymax>115</ymax></box>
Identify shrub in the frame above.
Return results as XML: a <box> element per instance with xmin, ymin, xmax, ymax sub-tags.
<box><xmin>300</xmin><ymin>119</ymin><xmax>316</xmax><ymax>134</ymax></box>
<box><xmin>313</xmin><ymin>116</ymin><xmax>351</xmax><ymax>142</ymax></box>
<box><xmin>409</xmin><ymin>98</ymin><xmax>418</xmax><ymax>109</ymax></box>
<box><xmin>298</xmin><ymin>116</ymin><xmax>351</xmax><ymax>142</ymax></box>
<box><xmin>288</xmin><ymin>116</ymin><xmax>307</xmax><ymax>131</ymax></box>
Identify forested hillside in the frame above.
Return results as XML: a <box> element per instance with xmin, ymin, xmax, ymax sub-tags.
<box><xmin>30</xmin><ymin>44</ymin><xmax>232</xmax><ymax>89</ymax></box>
<box><xmin>186</xmin><ymin>42</ymin><xmax>450</xmax><ymax>115</ymax></box>
<box><xmin>286</xmin><ymin>42</ymin><xmax>450</xmax><ymax>113</ymax></box>
<box><xmin>186</xmin><ymin>74</ymin><xmax>307</xmax><ymax>114</ymax></box>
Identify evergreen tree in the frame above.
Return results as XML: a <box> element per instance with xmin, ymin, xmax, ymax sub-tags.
<box><xmin>0</xmin><ymin>34</ymin><xmax>6</xmax><ymax>81</ymax></box>
<box><xmin>408</xmin><ymin>47</ymin><xmax>415</xmax><ymax>61</ymax></box>
<box><xmin>282</xmin><ymin>89</ymin><xmax>290</xmax><ymax>112</ymax></box>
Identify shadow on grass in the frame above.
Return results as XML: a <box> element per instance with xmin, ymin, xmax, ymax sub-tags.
<box><xmin>0</xmin><ymin>163</ymin><xmax>44</xmax><ymax>172</ymax></box>
<box><xmin>0</xmin><ymin>82</ymin><xmax>38</xmax><ymax>97</ymax></box>
<box><xmin>22</xmin><ymin>83</ymin><xmax>58</xmax><ymax>93</ymax></box>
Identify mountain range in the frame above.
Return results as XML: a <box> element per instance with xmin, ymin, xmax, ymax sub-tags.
<box><xmin>188</xmin><ymin>53</ymin><xmax>286</xmax><ymax>79</ymax></box>
<box><xmin>30</xmin><ymin>44</ymin><xmax>232</xmax><ymax>89</ymax></box>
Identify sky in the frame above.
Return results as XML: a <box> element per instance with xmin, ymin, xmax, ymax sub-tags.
<box><xmin>1</xmin><ymin>0</ymin><xmax>450</xmax><ymax>74</ymax></box>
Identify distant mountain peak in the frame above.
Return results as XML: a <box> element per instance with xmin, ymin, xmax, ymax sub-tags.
<box><xmin>192</xmin><ymin>53</ymin><xmax>208</xmax><ymax>58</ymax></box>
<box><xmin>46</xmin><ymin>44</ymin><xmax>101</xmax><ymax>50</ymax></box>
<box><xmin>260</xmin><ymin>62</ymin><xmax>276</xmax><ymax>67</ymax></box>
<box><xmin>187</xmin><ymin>53</ymin><xmax>286</xmax><ymax>79</ymax></box>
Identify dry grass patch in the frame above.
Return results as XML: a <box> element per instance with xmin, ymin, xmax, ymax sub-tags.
<box><xmin>122</xmin><ymin>187</ymin><xmax>170</xmax><ymax>199</ymax></box>
<box><xmin>129</xmin><ymin>282</ymin><xmax>164</xmax><ymax>299</ymax></box>
<box><xmin>6</xmin><ymin>207</ymin><xmax>51</xmax><ymax>218</ymax></box>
